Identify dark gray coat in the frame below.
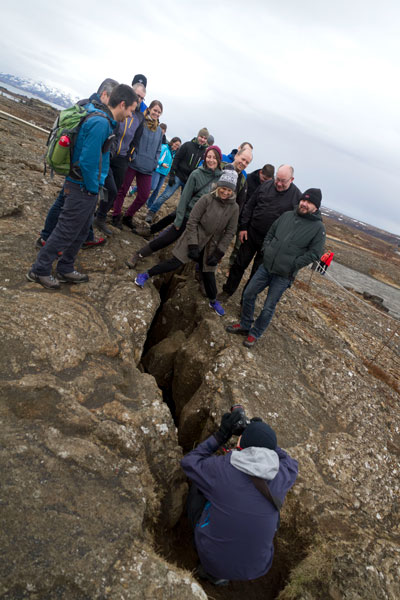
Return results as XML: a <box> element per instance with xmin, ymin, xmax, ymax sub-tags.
<box><xmin>173</xmin><ymin>191</ymin><xmax>239</xmax><ymax>272</ymax></box>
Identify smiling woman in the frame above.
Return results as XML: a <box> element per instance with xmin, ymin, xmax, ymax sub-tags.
<box><xmin>112</xmin><ymin>99</ymin><xmax>164</xmax><ymax>230</ymax></box>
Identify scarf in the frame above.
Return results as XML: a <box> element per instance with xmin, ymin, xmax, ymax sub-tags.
<box><xmin>143</xmin><ymin>108</ymin><xmax>159</xmax><ymax>132</ymax></box>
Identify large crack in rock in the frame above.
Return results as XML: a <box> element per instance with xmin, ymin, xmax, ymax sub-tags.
<box><xmin>141</xmin><ymin>266</ymin><xmax>400</xmax><ymax>600</ymax></box>
<box><xmin>1</xmin><ymin>94</ymin><xmax>399</xmax><ymax>599</ymax></box>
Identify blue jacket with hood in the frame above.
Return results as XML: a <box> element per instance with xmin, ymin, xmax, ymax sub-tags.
<box><xmin>181</xmin><ymin>434</ymin><xmax>298</xmax><ymax>581</ymax></box>
<box><xmin>66</xmin><ymin>93</ymin><xmax>116</xmax><ymax>194</ymax></box>
<box><xmin>156</xmin><ymin>143</ymin><xmax>173</xmax><ymax>176</ymax></box>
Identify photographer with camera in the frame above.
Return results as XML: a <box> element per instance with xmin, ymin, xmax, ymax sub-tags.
<box><xmin>181</xmin><ymin>407</ymin><xmax>298</xmax><ymax>586</ymax></box>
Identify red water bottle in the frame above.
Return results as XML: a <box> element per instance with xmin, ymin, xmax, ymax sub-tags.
<box><xmin>59</xmin><ymin>135</ymin><xmax>71</xmax><ymax>147</ymax></box>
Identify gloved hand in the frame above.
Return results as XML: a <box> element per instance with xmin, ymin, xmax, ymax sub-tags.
<box><xmin>214</xmin><ymin>411</ymin><xmax>244</xmax><ymax>445</ymax></box>
<box><xmin>206</xmin><ymin>248</ymin><xmax>224</xmax><ymax>266</ymax></box>
<box><xmin>168</xmin><ymin>175</ymin><xmax>176</xmax><ymax>187</ymax></box>
<box><xmin>188</xmin><ymin>245</ymin><xmax>200</xmax><ymax>261</ymax></box>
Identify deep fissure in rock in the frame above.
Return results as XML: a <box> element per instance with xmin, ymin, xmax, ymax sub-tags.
<box><xmin>139</xmin><ymin>274</ymin><xmax>314</xmax><ymax>599</ymax></box>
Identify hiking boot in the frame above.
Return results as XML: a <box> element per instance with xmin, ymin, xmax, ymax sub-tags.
<box><xmin>195</xmin><ymin>563</ymin><xmax>229</xmax><ymax>587</ymax></box>
<box><xmin>26</xmin><ymin>270</ymin><xmax>60</xmax><ymax>290</ymax></box>
<box><xmin>226</xmin><ymin>323</ymin><xmax>249</xmax><ymax>335</ymax></box>
<box><xmin>94</xmin><ymin>216</ymin><xmax>113</xmax><ymax>236</ymax></box>
<box><xmin>144</xmin><ymin>211</ymin><xmax>154</xmax><ymax>224</ymax></box>
<box><xmin>122</xmin><ymin>215</ymin><xmax>136</xmax><ymax>231</ymax></box>
<box><xmin>243</xmin><ymin>335</ymin><xmax>257</xmax><ymax>348</ymax></box>
<box><xmin>111</xmin><ymin>215</ymin><xmax>123</xmax><ymax>230</ymax></box>
<box><xmin>81</xmin><ymin>238</ymin><xmax>106</xmax><ymax>249</ymax></box>
<box><xmin>135</xmin><ymin>272</ymin><xmax>150</xmax><ymax>288</ymax></box>
<box><xmin>209</xmin><ymin>300</ymin><xmax>225</xmax><ymax>316</ymax></box>
<box><xmin>56</xmin><ymin>270</ymin><xmax>89</xmax><ymax>284</ymax></box>
<box><xmin>126</xmin><ymin>253</ymin><xmax>142</xmax><ymax>269</ymax></box>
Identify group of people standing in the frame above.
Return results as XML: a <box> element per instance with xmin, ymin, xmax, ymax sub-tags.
<box><xmin>24</xmin><ymin>74</ymin><xmax>331</xmax><ymax>587</ymax></box>
<box><xmin>27</xmin><ymin>73</ymin><xmax>327</xmax><ymax>348</ymax></box>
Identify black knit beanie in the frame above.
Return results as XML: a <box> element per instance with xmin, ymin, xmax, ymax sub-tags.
<box><xmin>240</xmin><ymin>421</ymin><xmax>277</xmax><ymax>450</ymax></box>
<box><xmin>300</xmin><ymin>188</ymin><xmax>322</xmax><ymax>209</ymax></box>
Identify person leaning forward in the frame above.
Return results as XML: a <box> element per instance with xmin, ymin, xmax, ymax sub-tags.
<box><xmin>226</xmin><ymin>188</ymin><xmax>326</xmax><ymax>348</ymax></box>
<box><xmin>221</xmin><ymin>164</ymin><xmax>301</xmax><ymax>299</ymax></box>
<box><xmin>181</xmin><ymin>411</ymin><xmax>298</xmax><ymax>585</ymax></box>
<box><xmin>26</xmin><ymin>85</ymin><xmax>137</xmax><ymax>289</ymax></box>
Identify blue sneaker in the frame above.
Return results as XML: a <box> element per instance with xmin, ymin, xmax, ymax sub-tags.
<box><xmin>209</xmin><ymin>300</ymin><xmax>225</xmax><ymax>316</ymax></box>
<box><xmin>135</xmin><ymin>272</ymin><xmax>150</xmax><ymax>288</ymax></box>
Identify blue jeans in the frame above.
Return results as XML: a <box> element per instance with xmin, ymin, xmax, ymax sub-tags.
<box><xmin>240</xmin><ymin>264</ymin><xmax>291</xmax><ymax>339</ymax></box>
<box><xmin>41</xmin><ymin>184</ymin><xmax>95</xmax><ymax>242</ymax></box>
<box><xmin>146</xmin><ymin>172</ymin><xmax>166</xmax><ymax>212</ymax></box>
<box><xmin>147</xmin><ymin>175</ymin><xmax>184</xmax><ymax>214</ymax></box>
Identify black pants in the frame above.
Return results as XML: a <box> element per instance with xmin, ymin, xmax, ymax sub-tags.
<box><xmin>150</xmin><ymin>210</ymin><xmax>177</xmax><ymax>235</ymax></box>
<box><xmin>110</xmin><ymin>155</ymin><xmax>129</xmax><ymax>191</ymax></box>
<box><xmin>148</xmin><ymin>251</ymin><xmax>217</xmax><ymax>301</ymax></box>
<box><xmin>223</xmin><ymin>226</ymin><xmax>265</xmax><ymax>296</ymax></box>
<box><xmin>148</xmin><ymin>217</ymin><xmax>188</xmax><ymax>253</ymax></box>
<box><xmin>97</xmin><ymin>168</ymin><xmax>118</xmax><ymax>219</ymax></box>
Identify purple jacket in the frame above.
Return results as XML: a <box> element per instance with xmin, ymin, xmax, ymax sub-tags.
<box><xmin>181</xmin><ymin>435</ymin><xmax>298</xmax><ymax>581</ymax></box>
<box><xmin>114</xmin><ymin>110</ymin><xmax>144</xmax><ymax>158</ymax></box>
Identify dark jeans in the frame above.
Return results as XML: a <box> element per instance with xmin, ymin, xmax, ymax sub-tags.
<box><xmin>223</xmin><ymin>226</ymin><xmax>265</xmax><ymax>296</ymax></box>
<box><xmin>41</xmin><ymin>184</ymin><xmax>95</xmax><ymax>242</ymax></box>
<box><xmin>96</xmin><ymin>169</ymin><xmax>118</xmax><ymax>219</ymax></box>
<box><xmin>240</xmin><ymin>264</ymin><xmax>291</xmax><ymax>339</ymax></box>
<box><xmin>110</xmin><ymin>155</ymin><xmax>129</xmax><ymax>191</ymax></box>
<box><xmin>32</xmin><ymin>182</ymin><xmax>98</xmax><ymax>275</ymax></box>
<box><xmin>150</xmin><ymin>211</ymin><xmax>177</xmax><ymax>235</ymax></box>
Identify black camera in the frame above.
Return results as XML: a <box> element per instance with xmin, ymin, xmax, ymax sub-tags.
<box><xmin>230</xmin><ymin>404</ymin><xmax>250</xmax><ymax>436</ymax></box>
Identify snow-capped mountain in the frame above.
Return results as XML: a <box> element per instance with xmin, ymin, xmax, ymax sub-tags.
<box><xmin>0</xmin><ymin>73</ymin><xmax>78</xmax><ymax>108</ymax></box>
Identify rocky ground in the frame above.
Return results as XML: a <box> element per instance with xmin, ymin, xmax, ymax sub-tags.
<box><xmin>0</xmin><ymin>94</ymin><xmax>399</xmax><ymax>600</ymax></box>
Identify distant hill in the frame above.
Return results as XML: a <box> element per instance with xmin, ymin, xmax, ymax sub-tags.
<box><xmin>321</xmin><ymin>206</ymin><xmax>400</xmax><ymax>246</ymax></box>
<box><xmin>0</xmin><ymin>73</ymin><xmax>78</xmax><ymax>109</ymax></box>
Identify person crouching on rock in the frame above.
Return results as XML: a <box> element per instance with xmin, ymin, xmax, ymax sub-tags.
<box><xmin>181</xmin><ymin>411</ymin><xmax>298</xmax><ymax>586</ymax></box>
<box><xmin>134</xmin><ymin>169</ymin><xmax>239</xmax><ymax>316</ymax></box>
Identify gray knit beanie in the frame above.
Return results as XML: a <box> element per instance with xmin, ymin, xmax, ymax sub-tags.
<box><xmin>217</xmin><ymin>169</ymin><xmax>238</xmax><ymax>191</ymax></box>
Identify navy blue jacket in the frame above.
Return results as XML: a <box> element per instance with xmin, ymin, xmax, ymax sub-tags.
<box><xmin>181</xmin><ymin>435</ymin><xmax>298</xmax><ymax>581</ymax></box>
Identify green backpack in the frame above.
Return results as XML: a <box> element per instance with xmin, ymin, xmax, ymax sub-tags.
<box><xmin>44</xmin><ymin>104</ymin><xmax>96</xmax><ymax>177</ymax></box>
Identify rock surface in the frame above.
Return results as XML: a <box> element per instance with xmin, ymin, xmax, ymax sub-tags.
<box><xmin>1</xmin><ymin>93</ymin><xmax>399</xmax><ymax>600</ymax></box>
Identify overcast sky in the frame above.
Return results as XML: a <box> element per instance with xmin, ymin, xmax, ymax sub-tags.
<box><xmin>1</xmin><ymin>0</ymin><xmax>400</xmax><ymax>236</ymax></box>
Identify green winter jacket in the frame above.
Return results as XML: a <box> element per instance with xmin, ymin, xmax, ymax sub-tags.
<box><xmin>174</xmin><ymin>165</ymin><xmax>222</xmax><ymax>229</ymax></box>
<box><xmin>262</xmin><ymin>208</ymin><xmax>326</xmax><ymax>279</ymax></box>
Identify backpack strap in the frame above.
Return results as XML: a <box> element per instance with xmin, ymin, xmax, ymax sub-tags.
<box><xmin>70</xmin><ymin>111</ymin><xmax>113</xmax><ymax>182</ymax></box>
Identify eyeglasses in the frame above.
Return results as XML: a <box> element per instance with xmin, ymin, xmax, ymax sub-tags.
<box><xmin>136</xmin><ymin>95</ymin><xmax>144</xmax><ymax>102</ymax></box>
<box><xmin>275</xmin><ymin>177</ymin><xmax>292</xmax><ymax>184</ymax></box>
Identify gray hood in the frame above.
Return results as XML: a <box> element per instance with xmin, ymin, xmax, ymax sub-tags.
<box><xmin>230</xmin><ymin>447</ymin><xmax>279</xmax><ymax>480</ymax></box>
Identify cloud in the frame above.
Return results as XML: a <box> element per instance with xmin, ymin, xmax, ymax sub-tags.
<box><xmin>1</xmin><ymin>0</ymin><xmax>399</xmax><ymax>234</ymax></box>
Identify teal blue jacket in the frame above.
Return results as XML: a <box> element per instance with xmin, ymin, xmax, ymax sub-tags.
<box><xmin>67</xmin><ymin>99</ymin><xmax>115</xmax><ymax>194</ymax></box>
